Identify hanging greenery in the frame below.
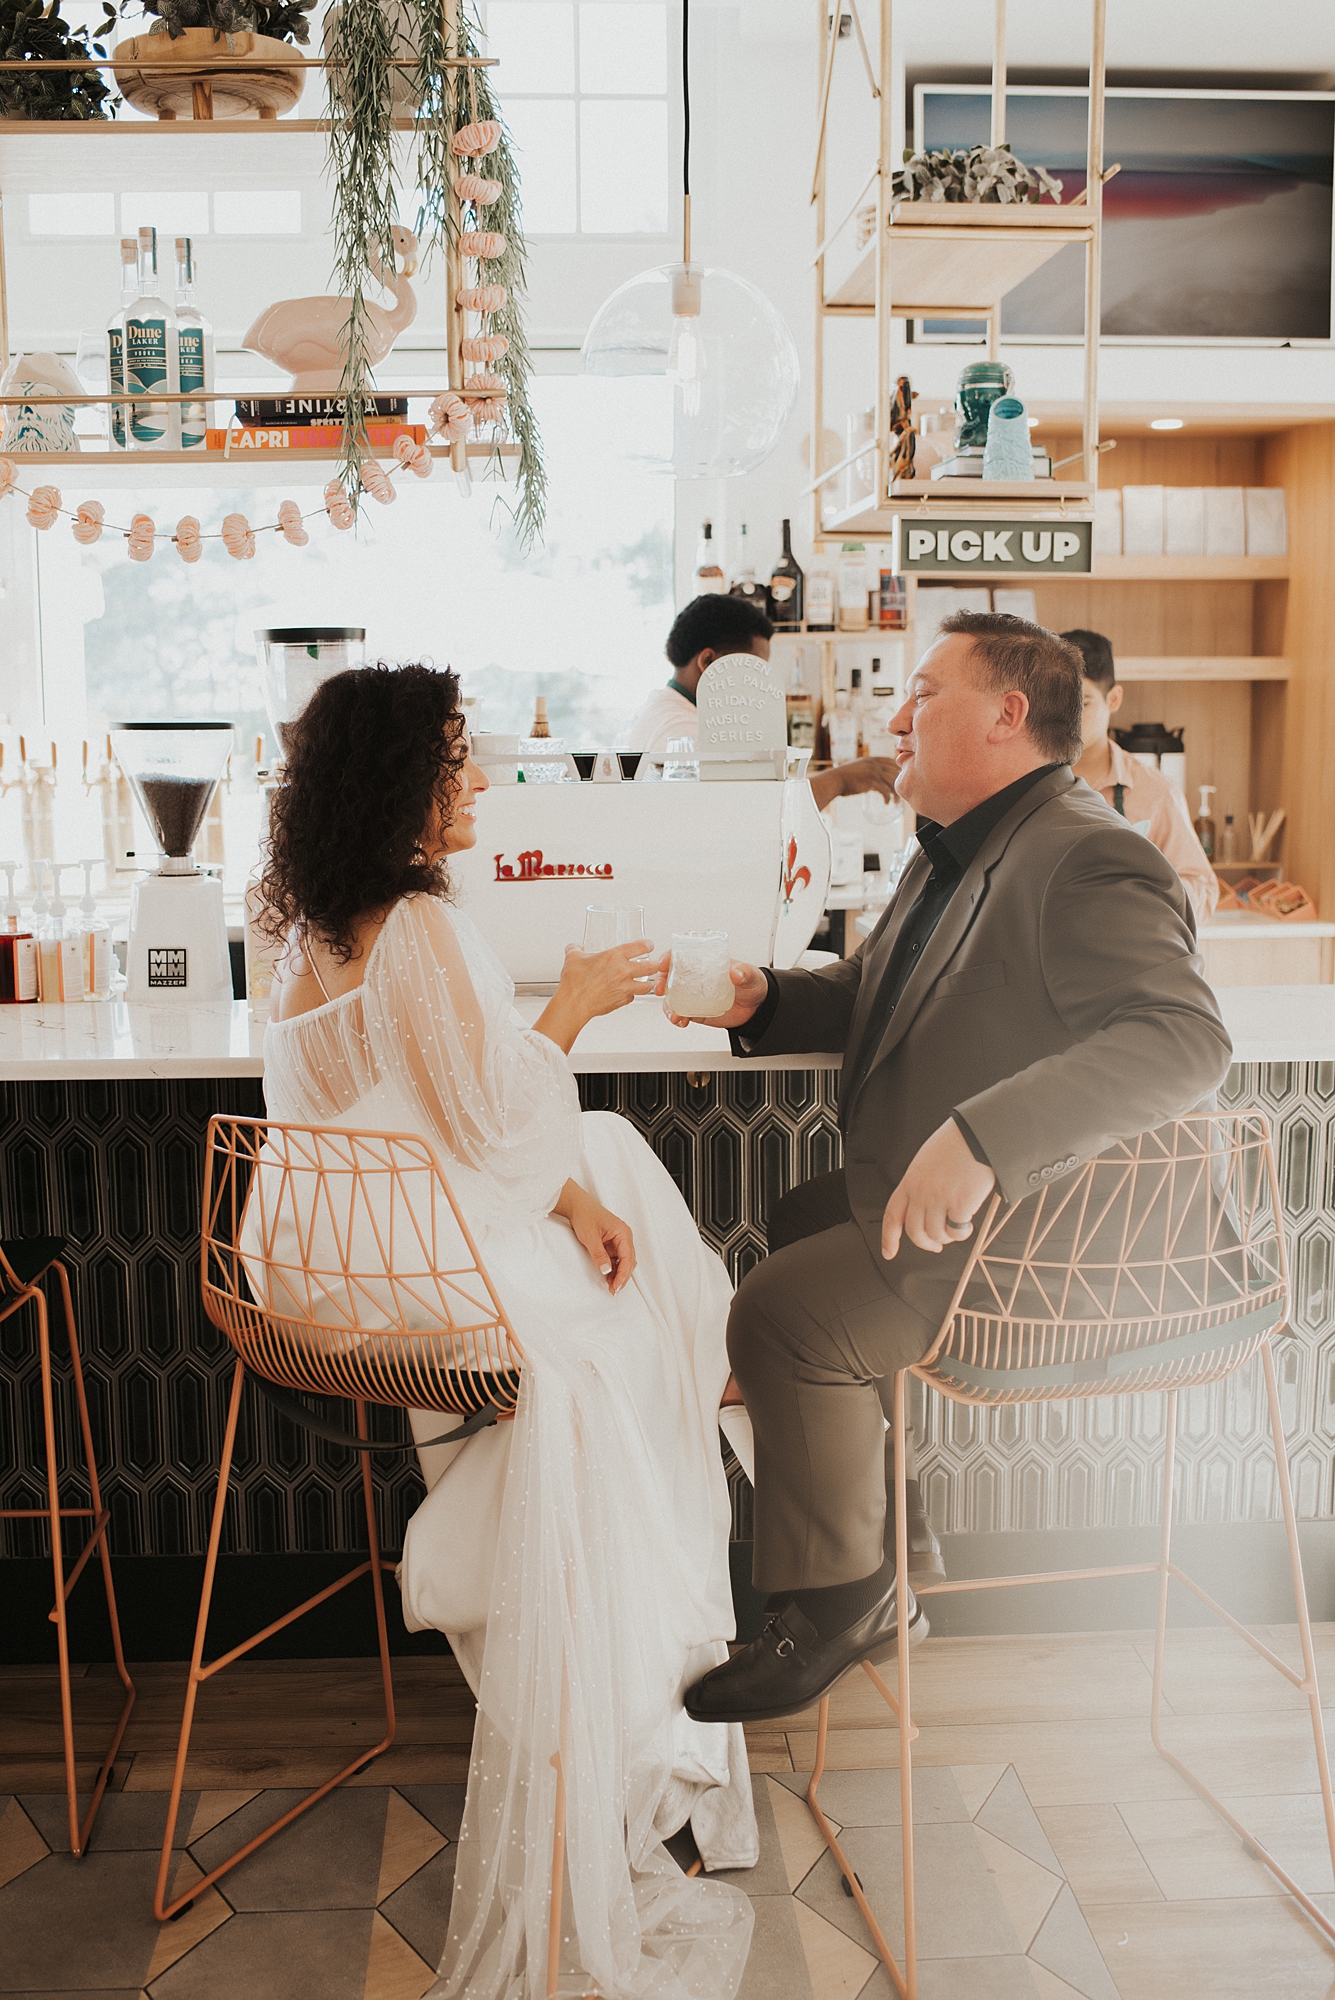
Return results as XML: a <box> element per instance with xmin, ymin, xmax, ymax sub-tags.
<box><xmin>324</xmin><ymin>0</ymin><xmax>545</xmax><ymax>545</ymax></box>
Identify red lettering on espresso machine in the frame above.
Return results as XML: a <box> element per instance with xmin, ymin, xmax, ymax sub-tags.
<box><xmin>493</xmin><ymin>850</ymin><xmax>615</xmax><ymax>882</ymax></box>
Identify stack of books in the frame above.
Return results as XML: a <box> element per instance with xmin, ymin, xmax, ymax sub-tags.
<box><xmin>206</xmin><ymin>424</ymin><xmax>428</xmax><ymax>451</ymax></box>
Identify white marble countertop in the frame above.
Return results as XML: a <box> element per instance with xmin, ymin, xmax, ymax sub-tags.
<box><xmin>2</xmin><ymin>985</ymin><xmax>1332</xmax><ymax>1081</ymax></box>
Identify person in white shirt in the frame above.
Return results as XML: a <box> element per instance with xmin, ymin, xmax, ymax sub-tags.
<box><xmin>627</xmin><ymin>594</ymin><xmax>897</xmax><ymax>811</ymax></box>
<box><xmin>1064</xmin><ymin>628</ymin><xmax>1218</xmax><ymax>920</ymax></box>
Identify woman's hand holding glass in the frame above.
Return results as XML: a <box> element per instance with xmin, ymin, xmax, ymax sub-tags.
<box><xmin>535</xmin><ymin>937</ymin><xmax>657</xmax><ymax>1052</ymax></box>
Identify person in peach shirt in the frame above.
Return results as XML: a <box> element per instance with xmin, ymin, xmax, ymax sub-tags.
<box><xmin>1064</xmin><ymin>628</ymin><xmax>1219</xmax><ymax>920</ymax></box>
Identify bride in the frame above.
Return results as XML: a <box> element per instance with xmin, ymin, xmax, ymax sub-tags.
<box><xmin>259</xmin><ymin>663</ymin><xmax>757</xmax><ymax>1999</ymax></box>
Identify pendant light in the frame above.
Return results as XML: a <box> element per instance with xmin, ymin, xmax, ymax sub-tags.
<box><xmin>579</xmin><ymin>0</ymin><xmax>799</xmax><ymax>478</ymax></box>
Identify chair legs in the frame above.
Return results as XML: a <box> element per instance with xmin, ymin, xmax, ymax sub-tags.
<box><xmin>0</xmin><ymin>1263</ymin><xmax>135</xmax><ymax>1856</ymax></box>
<box><xmin>154</xmin><ymin>1361</ymin><xmax>398</xmax><ymax>1921</ymax></box>
<box><xmin>1148</xmin><ymin>1342</ymin><xmax>1335</xmax><ymax>1944</ymax></box>
<box><xmin>803</xmin><ymin>1349</ymin><xmax>1335</xmax><ymax>1999</ymax></box>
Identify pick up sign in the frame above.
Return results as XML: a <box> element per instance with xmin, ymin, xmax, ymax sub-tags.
<box><xmin>892</xmin><ymin>515</ymin><xmax>1092</xmax><ymax>576</ymax></box>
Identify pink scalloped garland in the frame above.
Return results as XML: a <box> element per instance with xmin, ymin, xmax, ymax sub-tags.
<box><xmin>458</xmin><ymin>230</ymin><xmax>507</xmax><ymax>260</ymax></box>
<box><xmin>175</xmin><ymin>515</ymin><xmax>203</xmax><ymax>564</ymax></box>
<box><xmin>222</xmin><ymin>512</ymin><xmax>256</xmax><ymax>560</ymax></box>
<box><xmin>455</xmin><ymin>173</ymin><xmax>502</xmax><ymax>205</ymax></box>
<box><xmin>452</xmin><ymin>120</ymin><xmax>501</xmax><ymax>157</ymax></box>
<box><xmin>324</xmin><ymin>480</ymin><xmax>355</xmax><ymax>531</ymax></box>
<box><xmin>72</xmin><ymin>501</ymin><xmax>105</xmax><ymax>546</ymax></box>
<box><xmin>126</xmin><ymin>513</ymin><xmax>156</xmax><ymax>561</ymax></box>
<box><xmin>27</xmin><ymin>485</ymin><xmax>61</xmax><ymax>531</ymax></box>
<box><xmin>277</xmin><ymin>499</ymin><xmax>309</xmax><ymax>546</ymax></box>
<box><xmin>393</xmin><ymin>434</ymin><xmax>434</xmax><ymax>479</ymax></box>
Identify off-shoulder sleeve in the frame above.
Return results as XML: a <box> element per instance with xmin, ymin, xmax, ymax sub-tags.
<box><xmin>361</xmin><ymin>894</ymin><xmax>582</xmax><ymax>1221</ymax></box>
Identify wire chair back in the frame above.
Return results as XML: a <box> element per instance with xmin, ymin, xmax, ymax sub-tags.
<box><xmin>201</xmin><ymin>1116</ymin><xmax>524</xmax><ymax>1419</ymax></box>
<box><xmin>916</xmin><ymin>1113</ymin><xmax>1288</xmax><ymax>1406</ymax></box>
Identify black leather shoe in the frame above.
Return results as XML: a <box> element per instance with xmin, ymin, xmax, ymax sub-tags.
<box><xmin>683</xmin><ymin>1580</ymin><xmax>928</xmax><ymax>1726</ymax></box>
<box><xmin>888</xmin><ymin>1477</ymin><xmax>947</xmax><ymax>1585</ymax></box>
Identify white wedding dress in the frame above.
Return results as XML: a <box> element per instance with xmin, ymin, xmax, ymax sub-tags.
<box><xmin>261</xmin><ymin>893</ymin><xmax>757</xmax><ymax>1999</ymax></box>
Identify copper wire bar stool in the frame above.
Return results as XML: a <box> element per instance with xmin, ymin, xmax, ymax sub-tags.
<box><xmin>803</xmin><ymin>1112</ymin><xmax>1335</xmax><ymax>2000</ymax></box>
<box><xmin>0</xmin><ymin>1237</ymin><xmax>135</xmax><ymax>1854</ymax></box>
<box><xmin>153</xmin><ymin>1116</ymin><xmax>531</xmax><ymax>1925</ymax></box>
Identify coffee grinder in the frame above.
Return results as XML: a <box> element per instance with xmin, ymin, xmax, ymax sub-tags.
<box><xmin>111</xmin><ymin>720</ymin><xmax>235</xmax><ymax>1003</ymax></box>
<box><xmin>256</xmin><ymin>627</ymin><xmax>366</xmax><ymax>754</ymax></box>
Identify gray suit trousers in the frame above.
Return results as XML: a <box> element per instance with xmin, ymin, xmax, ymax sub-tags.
<box><xmin>729</xmin><ymin>1170</ymin><xmax>941</xmax><ymax>1592</ymax></box>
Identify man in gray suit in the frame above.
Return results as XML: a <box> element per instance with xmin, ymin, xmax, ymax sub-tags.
<box><xmin>677</xmin><ymin>610</ymin><xmax>1232</xmax><ymax>1725</ymax></box>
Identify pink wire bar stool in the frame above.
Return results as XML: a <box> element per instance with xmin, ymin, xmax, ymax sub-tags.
<box><xmin>805</xmin><ymin>1111</ymin><xmax>1335</xmax><ymax>2000</ymax></box>
<box><xmin>153</xmin><ymin>1116</ymin><xmax>527</xmax><ymax>1926</ymax></box>
<box><xmin>0</xmin><ymin>1238</ymin><xmax>136</xmax><ymax>1854</ymax></box>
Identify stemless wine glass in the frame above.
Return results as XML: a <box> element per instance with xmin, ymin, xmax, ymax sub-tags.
<box><xmin>583</xmin><ymin>904</ymin><xmax>646</xmax><ymax>953</ymax></box>
<box><xmin>665</xmin><ymin>931</ymin><xmax>732</xmax><ymax>1017</ymax></box>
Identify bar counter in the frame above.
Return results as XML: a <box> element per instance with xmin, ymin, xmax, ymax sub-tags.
<box><xmin>1</xmin><ymin>982</ymin><xmax>1331</xmax><ymax>1078</ymax></box>
<box><xmin>4</xmin><ymin>983</ymin><xmax>1335</xmax><ymax>1658</ymax></box>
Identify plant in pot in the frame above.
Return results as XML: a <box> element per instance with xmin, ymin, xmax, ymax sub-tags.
<box><xmin>323</xmin><ymin>0</ymin><xmax>545</xmax><ymax>544</ymax></box>
<box><xmin>0</xmin><ymin>0</ymin><xmax>119</xmax><ymax>121</ymax></box>
<box><xmin>112</xmin><ymin>0</ymin><xmax>315</xmax><ymax>121</ymax></box>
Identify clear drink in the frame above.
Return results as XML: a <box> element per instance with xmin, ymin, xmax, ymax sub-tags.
<box><xmin>665</xmin><ymin>931</ymin><xmax>731</xmax><ymax>1017</ymax></box>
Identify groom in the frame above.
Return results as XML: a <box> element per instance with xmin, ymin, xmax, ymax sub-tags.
<box><xmin>675</xmin><ymin>610</ymin><xmax>1233</xmax><ymax>1725</ymax></box>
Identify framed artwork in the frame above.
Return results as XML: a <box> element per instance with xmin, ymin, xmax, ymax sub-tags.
<box><xmin>914</xmin><ymin>88</ymin><xmax>1335</xmax><ymax>344</ymax></box>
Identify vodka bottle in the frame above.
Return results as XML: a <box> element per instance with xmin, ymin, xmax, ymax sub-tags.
<box><xmin>768</xmin><ymin>519</ymin><xmax>804</xmax><ymax>630</ymax></box>
<box><xmin>728</xmin><ymin>522</ymin><xmax>767</xmax><ymax>609</ymax></box>
<box><xmin>106</xmin><ymin>237</ymin><xmax>137</xmax><ymax>450</ymax></box>
<box><xmin>126</xmin><ymin>226</ymin><xmax>180</xmax><ymax>450</ymax></box>
<box><xmin>174</xmin><ymin>236</ymin><xmax>214</xmax><ymax>452</ymax></box>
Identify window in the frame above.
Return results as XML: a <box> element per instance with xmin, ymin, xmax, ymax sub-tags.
<box><xmin>485</xmin><ymin>1</ymin><xmax>669</xmax><ymax>236</ymax></box>
<box><xmin>22</xmin><ymin>377</ymin><xmax>675</xmax><ymax>892</ymax></box>
<box><xmin>25</xmin><ymin>191</ymin><xmax>303</xmax><ymax>238</ymax></box>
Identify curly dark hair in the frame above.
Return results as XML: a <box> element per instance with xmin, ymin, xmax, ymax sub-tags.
<box><xmin>260</xmin><ymin>662</ymin><xmax>468</xmax><ymax>961</ymax></box>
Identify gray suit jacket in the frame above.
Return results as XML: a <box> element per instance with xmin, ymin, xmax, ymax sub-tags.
<box><xmin>742</xmin><ymin>768</ymin><xmax>1233</xmax><ymax>1319</ymax></box>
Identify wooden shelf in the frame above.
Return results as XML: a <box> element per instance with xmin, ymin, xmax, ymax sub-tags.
<box><xmin>1089</xmin><ymin>555</ymin><xmax>1289</xmax><ymax>580</ymax></box>
<box><xmin>1115</xmin><ymin>657</ymin><xmax>1290</xmax><ymax>682</ymax></box>
<box><xmin>825</xmin><ymin>201</ymin><xmax>1092</xmax><ymax>313</ymax></box>
<box><xmin>820</xmin><ymin>482</ymin><xmax>1096</xmax><ymax>539</ymax></box>
<box><xmin>2</xmin><ymin>441</ymin><xmax>518</xmax><ymax>488</ymax></box>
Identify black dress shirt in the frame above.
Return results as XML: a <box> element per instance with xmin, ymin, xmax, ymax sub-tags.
<box><xmin>738</xmin><ymin>763</ymin><xmax>1064</xmax><ymax>1160</ymax></box>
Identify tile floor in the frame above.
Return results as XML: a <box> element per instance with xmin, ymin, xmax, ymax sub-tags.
<box><xmin>4</xmin><ymin>1625</ymin><xmax>1335</xmax><ymax>1998</ymax></box>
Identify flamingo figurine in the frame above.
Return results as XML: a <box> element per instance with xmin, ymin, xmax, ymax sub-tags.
<box><xmin>242</xmin><ymin>225</ymin><xmax>419</xmax><ymax>394</ymax></box>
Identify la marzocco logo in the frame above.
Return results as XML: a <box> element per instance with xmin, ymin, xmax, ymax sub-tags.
<box><xmin>494</xmin><ymin>850</ymin><xmax>613</xmax><ymax>882</ymax></box>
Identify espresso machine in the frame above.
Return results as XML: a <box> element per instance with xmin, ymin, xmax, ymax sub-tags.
<box><xmin>111</xmin><ymin>721</ymin><xmax>235</xmax><ymax>1003</ymax></box>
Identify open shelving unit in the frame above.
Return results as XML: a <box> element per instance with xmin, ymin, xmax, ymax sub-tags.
<box><xmin>808</xmin><ymin>0</ymin><xmax>1108</xmax><ymax>549</ymax></box>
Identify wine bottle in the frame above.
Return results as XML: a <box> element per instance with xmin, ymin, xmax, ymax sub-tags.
<box><xmin>728</xmin><ymin>522</ymin><xmax>767</xmax><ymax>609</ymax></box>
<box><xmin>106</xmin><ymin>236</ymin><xmax>136</xmax><ymax>452</ymax></box>
<box><xmin>694</xmin><ymin>520</ymin><xmax>725</xmax><ymax>595</ymax></box>
<box><xmin>126</xmin><ymin>226</ymin><xmax>180</xmax><ymax>450</ymax></box>
<box><xmin>174</xmin><ymin>237</ymin><xmax>214</xmax><ymax>453</ymax></box>
<box><xmin>769</xmin><ymin>518</ymin><xmax>804</xmax><ymax>630</ymax></box>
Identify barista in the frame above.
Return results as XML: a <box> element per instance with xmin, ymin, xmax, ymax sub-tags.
<box><xmin>1064</xmin><ymin>627</ymin><xmax>1218</xmax><ymax>920</ymax></box>
<box><xmin>627</xmin><ymin>594</ymin><xmax>897</xmax><ymax>811</ymax></box>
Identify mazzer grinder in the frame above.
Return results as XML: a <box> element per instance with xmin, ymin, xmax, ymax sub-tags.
<box><xmin>112</xmin><ymin>720</ymin><xmax>235</xmax><ymax>1003</ymax></box>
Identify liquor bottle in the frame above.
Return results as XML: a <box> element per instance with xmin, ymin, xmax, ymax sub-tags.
<box><xmin>0</xmin><ymin>860</ymin><xmax>37</xmax><ymax>1004</ymax></box>
<box><xmin>106</xmin><ymin>236</ymin><xmax>136</xmax><ymax>451</ymax></box>
<box><xmin>174</xmin><ymin>237</ymin><xmax>214</xmax><ymax>453</ymax></box>
<box><xmin>529</xmin><ymin>695</ymin><xmax>551</xmax><ymax>739</ymax></box>
<box><xmin>785</xmin><ymin>656</ymin><xmax>815</xmax><ymax>750</ymax></box>
<box><xmin>1193</xmin><ymin>784</ymin><xmax>1216</xmax><ymax>861</ymax></box>
<box><xmin>838</xmin><ymin>542</ymin><xmax>870</xmax><ymax>632</ymax></box>
<box><xmin>826</xmin><ymin>685</ymin><xmax>860</xmax><ymax>767</ymax></box>
<box><xmin>805</xmin><ymin>563</ymin><xmax>835</xmax><ymax>631</ymax></box>
<box><xmin>126</xmin><ymin>226</ymin><xmax>180</xmax><ymax>450</ymax></box>
<box><xmin>1220</xmin><ymin>809</ymin><xmax>1238</xmax><ymax>864</ymax></box>
<box><xmin>694</xmin><ymin>520</ymin><xmax>725</xmax><ymax>594</ymax></box>
<box><xmin>769</xmin><ymin>519</ymin><xmax>804</xmax><ymax>629</ymax></box>
<box><xmin>849</xmin><ymin>666</ymin><xmax>868</xmax><ymax>753</ymax></box>
<box><xmin>728</xmin><ymin>523</ymin><xmax>767</xmax><ymax>609</ymax></box>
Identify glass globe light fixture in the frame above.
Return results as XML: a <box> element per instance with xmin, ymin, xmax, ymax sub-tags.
<box><xmin>581</xmin><ymin>260</ymin><xmax>799</xmax><ymax>478</ymax></box>
<box><xmin>579</xmin><ymin>0</ymin><xmax>799</xmax><ymax>478</ymax></box>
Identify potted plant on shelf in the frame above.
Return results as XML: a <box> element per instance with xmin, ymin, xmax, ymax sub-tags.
<box><xmin>111</xmin><ymin>0</ymin><xmax>315</xmax><ymax>121</ymax></box>
<box><xmin>0</xmin><ymin>0</ymin><xmax>119</xmax><ymax>121</ymax></box>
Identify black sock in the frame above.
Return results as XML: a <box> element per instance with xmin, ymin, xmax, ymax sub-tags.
<box><xmin>783</xmin><ymin>1557</ymin><xmax>894</xmax><ymax>1640</ymax></box>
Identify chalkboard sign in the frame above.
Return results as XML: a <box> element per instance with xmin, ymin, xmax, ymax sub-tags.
<box><xmin>697</xmin><ymin>652</ymin><xmax>787</xmax><ymax>781</ymax></box>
